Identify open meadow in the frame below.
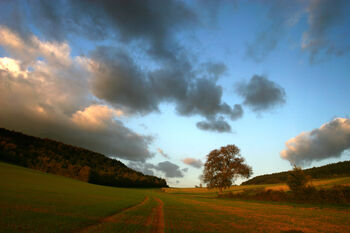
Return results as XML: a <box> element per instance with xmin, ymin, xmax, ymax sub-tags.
<box><xmin>1</xmin><ymin>161</ymin><xmax>350</xmax><ymax>233</ymax></box>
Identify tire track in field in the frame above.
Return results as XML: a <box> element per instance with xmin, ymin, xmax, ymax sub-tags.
<box><xmin>147</xmin><ymin>197</ymin><xmax>164</xmax><ymax>233</ymax></box>
<box><xmin>75</xmin><ymin>196</ymin><xmax>149</xmax><ymax>233</ymax></box>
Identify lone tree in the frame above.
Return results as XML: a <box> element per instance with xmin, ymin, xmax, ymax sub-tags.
<box><xmin>287</xmin><ymin>165</ymin><xmax>311</xmax><ymax>193</ymax></box>
<box><xmin>203</xmin><ymin>144</ymin><xmax>252</xmax><ymax>192</ymax></box>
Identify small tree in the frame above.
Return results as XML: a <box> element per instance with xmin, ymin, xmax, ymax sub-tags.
<box><xmin>287</xmin><ymin>166</ymin><xmax>311</xmax><ymax>193</ymax></box>
<box><xmin>203</xmin><ymin>144</ymin><xmax>252</xmax><ymax>192</ymax></box>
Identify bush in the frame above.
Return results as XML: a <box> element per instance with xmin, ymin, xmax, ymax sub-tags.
<box><xmin>286</xmin><ymin>166</ymin><xmax>311</xmax><ymax>193</ymax></box>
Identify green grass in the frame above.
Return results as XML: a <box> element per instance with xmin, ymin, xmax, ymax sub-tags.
<box><xmin>1</xmin><ymin>161</ymin><xmax>350</xmax><ymax>233</ymax></box>
<box><xmin>0</xmin><ymin>162</ymin><xmax>146</xmax><ymax>233</ymax></box>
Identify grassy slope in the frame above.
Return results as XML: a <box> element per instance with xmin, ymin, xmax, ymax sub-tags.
<box><xmin>1</xmin><ymin>161</ymin><xmax>350</xmax><ymax>233</ymax></box>
<box><xmin>0</xmin><ymin>162</ymin><xmax>147</xmax><ymax>233</ymax></box>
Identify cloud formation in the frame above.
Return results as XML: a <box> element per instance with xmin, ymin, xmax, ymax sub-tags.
<box><xmin>196</xmin><ymin>117</ymin><xmax>232</xmax><ymax>133</ymax></box>
<box><xmin>280</xmin><ymin>118</ymin><xmax>350</xmax><ymax>166</ymax></box>
<box><xmin>157</xmin><ymin>148</ymin><xmax>170</xmax><ymax>159</ymax></box>
<box><xmin>128</xmin><ymin>161</ymin><xmax>184</xmax><ymax>178</ymax></box>
<box><xmin>302</xmin><ymin>0</ymin><xmax>350</xmax><ymax>62</ymax></box>
<box><xmin>245</xmin><ymin>1</ymin><xmax>305</xmax><ymax>62</ymax></box>
<box><xmin>0</xmin><ymin>1</ymin><xmax>247</xmax><ymax>133</ymax></box>
<box><xmin>182</xmin><ymin>158</ymin><xmax>203</xmax><ymax>169</ymax></box>
<box><xmin>0</xmin><ymin>26</ymin><xmax>153</xmax><ymax>161</ymax></box>
<box><xmin>236</xmin><ymin>75</ymin><xmax>286</xmax><ymax>112</ymax></box>
<box><xmin>245</xmin><ymin>0</ymin><xmax>350</xmax><ymax>63</ymax></box>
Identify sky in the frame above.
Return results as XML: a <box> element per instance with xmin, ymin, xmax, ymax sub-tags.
<box><xmin>0</xmin><ymin>0</ymin><xmax>349</xmax><ymax>187</ymax></box>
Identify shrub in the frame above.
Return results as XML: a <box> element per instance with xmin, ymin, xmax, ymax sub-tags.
<box><xmin>286</xmin><ymin>166</ymin><xmax>311</xmax><ymax>193</ymax></box>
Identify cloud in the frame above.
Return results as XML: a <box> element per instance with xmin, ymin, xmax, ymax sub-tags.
<box><xmin>182</xmin><ymin>158</ymin><xmax>203</xmax><ymax>169</ymax></box>
<box><xmin>157</xmin><ymin>161</ymin><xmax>184</xmax><ymax>178</ymax></box>
<box><xmin>245</xmin><ymin>0</ymin><xmax>350</xmax><ymax>63</ymax></box>
<box><xmin>72</xmin><ymin>105</ymin><xmax>124</xmax><ymax>130</ymax></box>
<box><xmin>0</xmin><ymin>25</ymin><xmax>71</xmax><ymax>67</ymax></box>
<box><xmin>86</xmin><ymin>46</ymin><xmax>241</xmax><ymax>126</ymax></box>
<box><xmin>128</xmin><ymin>161</ymin><xmax>184</xmax><ymax>178</ymax></box>
<box><xmin>87</xmin><ymin>46</ymin><xmax>159</xmax><ymax>114</ymax></box>
<box><xmin>196</xmin><ymin>117</ymin><xmax>232</xmax><ymax>133</ymax></box>
<box><xmin>0</xmin><ymin>1</ymin><xmax>245</xmax><ymax>133</ymax></box>
<box><xmin>280</xmin><ymin>118</ymin><xmax>350</xmax><ymax>166</ymax></box>
<box><xmin>2</xmin><ymin>0</ymin><xmax>197</xmax><ymax>61</ymax></box>
<box><xmin>202</xmin><ymin>62</ymin><xmax>227</xmax><ymax>80</ymax></box>
<box><xmin>245</xmin><ymin>1</ymin><xmax>305</xmax><ymax>62</ymax></box>
<box><xmin>0</xmin><ymin>27</ymin><xmax>153</xmax><ymax>161</ymax></box>
<box><xmin>128</xmin><ymin>162</ymin><xmax>155</xmax><ymax>176</ymax></box>
<box><xmin>236</xmin><ymin>75</ymin><xmax>286</xmax><ymax>112</ymax></box>
<box><xmin>302</xmin><ymin>0</ymin><xmax>350</xmax><ymax>62</ymax></box>
<box><xmin>157</xmin><ymin>148</ymin><xmax>170</xmax><ymax>159</ymax></box>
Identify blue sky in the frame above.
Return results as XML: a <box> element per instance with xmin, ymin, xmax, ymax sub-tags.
<box><xmin>0</xmin><ymin>0</ymin><xmax>350</xmax><ymax>187</ymax></box>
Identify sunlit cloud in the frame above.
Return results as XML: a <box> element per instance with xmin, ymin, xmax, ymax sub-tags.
<box><xmin>281</xmin><ymin>118</ymin><xmax>350</xmax><ymax>166</ymax></box>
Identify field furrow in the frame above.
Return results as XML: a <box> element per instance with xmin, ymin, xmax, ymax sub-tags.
<box><xmin>76</xmin><ymin>196</ymin><xmax>150</xmax><ymax>233</ymax></box>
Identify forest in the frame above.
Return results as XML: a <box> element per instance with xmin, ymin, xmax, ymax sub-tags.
<box><xmin>0</xmin><ymin>128</ymin><xmax>167</xmax><ymax>188</ymax></box>
<box><xmin>242</xmin><ymin>160</ymin><xmax>350</xmax><ymax>185</ymax></box>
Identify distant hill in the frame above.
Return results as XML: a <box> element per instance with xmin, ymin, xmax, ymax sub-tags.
<box><xmin>242</xmin><ymin>160</ymin><xmax>350</xmax><ymax>185</ymax></box>
<box><xmin>0</xmin><ymin>128</ymin><xmax>167</xmax><ymax>188</ymax></box>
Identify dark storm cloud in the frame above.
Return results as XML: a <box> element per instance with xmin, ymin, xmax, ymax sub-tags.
<box><xmin>2</xmin><ymin>0</ymin><xmax>197</xmax><ymax>61</ymax></box>
<box><xmin>128</xmin><ymin>162</ymin><xmax>155</xmax><ymax>176</ymax></box>
<box><xmin>236</xmin><ymin>75</ymin><xmax>286</xmax><ymax>112</ymax></box>
<box><xmin>302</xmin><ymin>0</ymin><xmax>350</xmax><ymax>62</ymax></box>
<box><xmin>128</xmin><ymin>161</ymin><xmax>184</xmax><ymax>178</ymax></box>
<box><xmin>281</xmin><ymin>118</ymin><xmax>350</xmax><ymax>166</ymax></box>
<box><xmin>157</xmin><ymin>161</ymin><xmax>184</xmax><ymax>178</ymax></box>
<box><xmin>196</xmin><ymin>117</ymin><xmax>232</xmax><ymax>133</ymax></box>
<box><xmin>89</xmin><ymin>47</ymin><xmax>158</xmax><ymax>114</ymax></box>
<box><xmin>89</xmin><ymin>46</ymin><xmax>242</xmax><ymax>125</ymax></box>
<box><xmin>203</xmin><ymin>62</ymin><xmax>227</xmax><ymax>80</ymax></box>
<box><xmin>0</xmin><ymin>0</ymin><xmax>244</xmax><ymax>136</ymax></box>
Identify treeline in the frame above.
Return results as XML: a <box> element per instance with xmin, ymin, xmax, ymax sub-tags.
<box><xmin>0</xmin><ymin>128</ymin><xmax>167</xmax><ymax>188</ymax></box>
<box><xmin>242</xmin><ymin>160</ymin><xmax>350</xmax><ymax>185</ymax></box>
<box><xmin>221</xmin><ymin>167</ymin><xmax>350</xmax><ymax>205</ymax></box>
<box><xmin>219</xmin><ymin>185</ymin><xmax>350</xmax><ymax>205</ymax></box>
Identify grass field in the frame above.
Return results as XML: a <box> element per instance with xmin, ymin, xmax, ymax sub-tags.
<box><xmin>1</xmin><ymin>161</ymin><xmax>350</xmax><ymax>233</ymax></box>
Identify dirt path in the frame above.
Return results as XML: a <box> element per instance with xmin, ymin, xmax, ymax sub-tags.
<box><xmin>75</xmin><ymin>196</ymin><xmax>149</xmax><ymax>233</ymax></box>
<box><xmin>147</xmin><ymin>197</ymin><xmax>164</xmax><ymax>233</ymax></box>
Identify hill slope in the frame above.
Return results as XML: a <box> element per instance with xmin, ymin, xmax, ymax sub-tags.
<box><xmin>242</xmin><ymin>160</ymin><xmax>350</xmax><ymax>185</ymax></box>
<box><xmin>0</xmin><ymin>128</ymin><xmax>167</xmax><ymax>188</ymax></box>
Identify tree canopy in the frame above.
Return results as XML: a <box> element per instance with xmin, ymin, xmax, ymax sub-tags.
<box><xmin>286</xmin><ymin>166</ymin><xmax>311</xmax><ymax>193</ymax></box>
<box><xmin>203</xmin><ymin>144</ymin><xmax>252</xmax><ymax>191</ymax></box>
<box><xmin>0</xmin><ymin>128</ymin><xmax>168</xmax><ymax>188</ymax></box>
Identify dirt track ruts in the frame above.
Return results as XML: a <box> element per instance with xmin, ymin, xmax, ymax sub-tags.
<box><xmin>147</xmin><ymin>197</ymin><xmax>164</xmax><ymax>233</ymax></box>
<box><xmin>75</xmin><ymin>196</ymin><xmax>149</xmax><ymax>233</ymax></box>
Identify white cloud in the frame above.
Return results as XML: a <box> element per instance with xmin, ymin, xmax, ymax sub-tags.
<box><xmin>0</xmin><ymin>26</ymin><xmax>153</xmax><ymax>162</ymax></box>
<box><xmin>280</xmin><ymin>118</ymin><xmax>350</xmax><ymax>166</ymax></box>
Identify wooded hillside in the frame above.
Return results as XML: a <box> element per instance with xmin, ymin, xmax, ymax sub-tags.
<box><xmin>0</xmin><ymin>128</ymin><xmax>167</xmax><ymax>188</ymax></box>
<box><xmin>242</xmin><ymin>160</ymin><xmax>350</xmax><ymax>185</ymax></box>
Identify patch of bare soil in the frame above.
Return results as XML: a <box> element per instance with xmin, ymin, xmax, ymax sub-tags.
<box><xmin>147</xmin><ymin>197</ymin><xmax>164</xmax><ymax>233</ymax></box>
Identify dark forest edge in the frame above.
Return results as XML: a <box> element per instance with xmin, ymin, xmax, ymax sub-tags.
<box><xmin>0</xmin><ymin>128</ymin><xmax>168</xmax><ymax>188</ymax></box>
<box><xmin>242</xmin><ymin>160</ymin><xmax>350</xmax><ymax>185</ymax></box>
